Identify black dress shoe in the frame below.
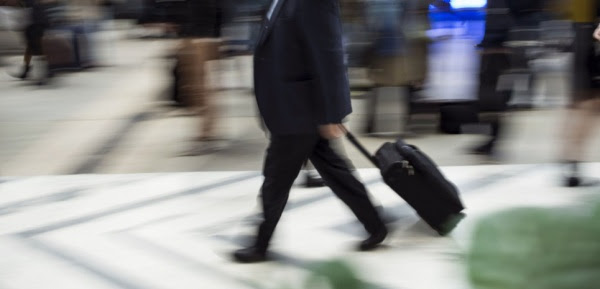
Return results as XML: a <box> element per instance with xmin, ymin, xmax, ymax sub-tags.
<box><xmin>304</xmin><ymin>173</ymin><xmax>326</xmax><ymax>188</ymax></box>
<box><xmin>232</xmin><ymin>247</ymin><xmax>268</xmax><ymax>263</ymax></box>
<box><xmin>358</xmin><ymin>228</ymin><xmax>388</xmax><ymax>251</ymax></box>
<box><xmin>565</xmin><ymin>176</ymin><xmax>581</xmax><ymax>187</ymax></box>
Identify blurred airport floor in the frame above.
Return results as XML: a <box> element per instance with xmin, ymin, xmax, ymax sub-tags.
<box><xmin>0</xmin><ymin>164</ymin><xmax>598</xmax><ymax>289</ymax></box>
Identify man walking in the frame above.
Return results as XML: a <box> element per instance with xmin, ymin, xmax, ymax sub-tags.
<box><xmin>233</xmin><ymin>0</ymin><xmax>388</xmax><ymax>263</ymax></box>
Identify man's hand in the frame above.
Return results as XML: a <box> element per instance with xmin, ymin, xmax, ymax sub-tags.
<box><xmin>319</xmin><ymin>124</ymin><xmax>345</xmax><ymax>140</ymax></box>
<box><xmin>594</xmin><ymin>25</ymin><xmax>600</xmax><ymax>41</ymax></box>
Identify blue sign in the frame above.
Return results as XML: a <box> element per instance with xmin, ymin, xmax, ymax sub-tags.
<box><xmin>451</xmin><ymin>0</ymin><xmax>487</xmax><ymax>8</ymax></box>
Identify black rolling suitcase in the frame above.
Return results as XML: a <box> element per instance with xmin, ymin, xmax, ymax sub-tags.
<box><xmin>345</xmin><ymin>129</ymin><xmax>465</xmax><ymax>235</ymax></box>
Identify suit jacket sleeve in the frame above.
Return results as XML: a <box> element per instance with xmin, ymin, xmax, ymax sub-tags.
<box><xmin>299</xmin><ymin>0</ymin><xmax>352</xmax><ymax>125</ymax></box>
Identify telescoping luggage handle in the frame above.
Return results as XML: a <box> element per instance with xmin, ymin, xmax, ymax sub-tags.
<box><xmin>338</xmin><ymin>125</ymin><xmax>379</xmax><ymax>168</ymax></box>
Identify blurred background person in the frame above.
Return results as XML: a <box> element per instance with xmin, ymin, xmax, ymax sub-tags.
<box><xmin>6</xmin><ymin>0</ymin><xmax>67</xmax><ymax>83</ymax></box>
<box><xmin>137</xmin><ymin>0</ymin><xmax>184</xmax><ymax>38</ymax></box>
<box><xmin>0</xmin><ymin>0</ymin><xmax>22</xmax><ymax>6</ymax></box>
<box><xmin>340</xmin><ymin>0</ymin><xmax>369</xmax><ymax>69</ymax></box>
<box><xmin>365</xmin><ymin>0</ymin><xmax>426</xmax><ymax>134</ymax></box>
<box><xmin>363</xmin><ymin>0</ymin><xmax>452</xmax><ymax>135</ymax></box>
<box><xmin>173</xmin><ymin>0</ymin><xmax>224</xmax><ymax>154</ymax></box>
<box><xmin>504</xmin><ymin>0</ymin><xmax>545</xmax><ymax>108</ymax></box>
<box><xmin>560</xmin><ymin>0</ymin><xmax>600</xmax><ymax>187</ymax></box>
<box><xmin>100</xmin><ymin>0</ymin><xmax>115</xmax><ymax>24</ymax></box>
<box><xmin>469</xmin><ymin>0</ymin><xmax>545</xmax><ymax>157</ymax></box>
<box><xmin>468</xmin><ymin>0</ymin><xmax>512</xmax><ymax>157</ymax></box>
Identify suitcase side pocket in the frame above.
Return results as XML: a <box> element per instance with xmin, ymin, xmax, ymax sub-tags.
<box><xmin>397</xmin><ymin>143</ymin><xmax>464</xmax><ymax>210</ymax></box>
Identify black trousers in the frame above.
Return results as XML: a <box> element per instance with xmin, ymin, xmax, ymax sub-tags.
<box><xmin>24</xmin><ymin>24</ymin><xmax>46</xmax><ymax>56</ymax></box>
<box><xmin>254</xmin><ymin>134</ymin><xmax>385</xmax><ymax>250</ymax></box>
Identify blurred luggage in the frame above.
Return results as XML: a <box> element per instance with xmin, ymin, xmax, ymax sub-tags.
<box><xmin>346</xmin><ymin>130</ymin><xmax>465</xmax><ymax>235</ymax></box>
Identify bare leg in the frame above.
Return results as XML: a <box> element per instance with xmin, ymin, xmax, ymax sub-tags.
<box><xmin>562</xmin><ymin>98</ymin><xmax>600</xmax><ymax>162</ymax></box>
<box><xmin>561</xmin><ymin>96</ymin><xmax>600</xmax><ymax>186</ymax></box>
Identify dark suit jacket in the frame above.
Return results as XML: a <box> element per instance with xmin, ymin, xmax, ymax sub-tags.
<box><xmin>253</xmin><ymin>0</ymin><xmax>351</xmax><ymax>135</ymax></box>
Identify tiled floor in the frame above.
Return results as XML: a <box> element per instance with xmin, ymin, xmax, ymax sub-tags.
<box><xmin>1</xmin><ymin>164</ymin><xmax>598</xmax><ymax>289</ymax></box>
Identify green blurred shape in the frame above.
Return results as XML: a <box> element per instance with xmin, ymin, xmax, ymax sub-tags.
<box><xmin>468</xmin><ymin>203</ymin><xmax>600</xmax><ymax>289</ymax></box>
<box><xmin>304</xmin><ymin>259</ymin><xmax>367</xmax><ymax>289</ymax></box>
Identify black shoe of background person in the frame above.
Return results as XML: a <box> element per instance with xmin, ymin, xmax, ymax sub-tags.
<box><xmin>564</xmin><ymin>176</ymin><xmax>581</xmax><ymax>187</ymax></box>
<box><xmin>232</xmin><ymin>246</ymin><xmax>268</xmax><ymax>263</ymax></box>
<box><xmin>304</xmin><ymin>173</ymin><xmax>326</xmax><ymax>188</ymax></box>
<box><xmin>562</xmin><ymin>161</ymin><xmax>581</xmax><ymax>187</ymax></box>
<box><xmin>468</xmin><ymin>141</ymin><xmax>494</xmax><ymax>156</ymax></box>
<box><xmin>358</xmin><ymin>227</ymin><xmax>388</xmax><ymax>251</ymax></box>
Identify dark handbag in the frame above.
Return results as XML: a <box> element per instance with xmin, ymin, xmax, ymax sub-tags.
<box><xmin>344</xmin><ymin>128</ymin><xmax>465</xmax><ymax>235</ymax></box>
